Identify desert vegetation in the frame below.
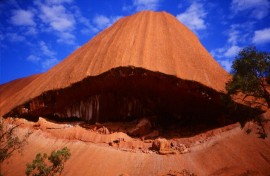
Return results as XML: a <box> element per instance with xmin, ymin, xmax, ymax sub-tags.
<box><xmin>0</xmin><ymin>118</ymin><xmax>71</xmax><ymax>176</ymax></box>
<box><xmin>226</xmin><ymin>46</ymin><xmax>270</xmax><ymax>107</ymax></box>
<box><xmin>25</xmin><ymin>147</ymin><xmax>71</xmax><ymax>176</ymax></box>
<box><xmin>0</xmin><ymin>119</ymin><xmax>31</xmax><ymax>163</ymax></box>
<box><xmin>226</xmin><ymin>46</ymin><xmax>270</xmax><ymax>139</ymax></box>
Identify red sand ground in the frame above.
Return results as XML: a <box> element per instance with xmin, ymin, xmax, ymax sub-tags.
<box><xmin>1</xmin><ymin>112</ymin><xmax>270</xmax><ymax>176</ymax></box>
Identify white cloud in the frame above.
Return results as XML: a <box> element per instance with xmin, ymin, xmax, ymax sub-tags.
<box><xmin>218</xmin><ymin>59</ymin><xmax>233</xmax><ymax>72</ymax></box>
<box><xmin>211</xmin><ymin>46</ymin><xmax>239</xmax><ymax>72</ymax></box>
<box><xmin>122</xmin><ymin>4</ymin><xmax>133</xmax><ymax>12</ymax></box>
<box><xmin>81</xmin><ymin>27</ymin><xmax>99</xmax><ymax>35</ymax></box>
<box><xmin>225</xmin><ymin>22</ymin><xmax>255</xmax><ymax>45</ymax></box>
<box><xmin>71</xmin><ymin>6</ymin><xmax>99</xmax><ymax>35</ymax></box>
<box><xmin>227</xmin><ymin>29</ymin><xmax>239</xmax><ymax>45</ymax></box>
<box><xmin>93</xmin><ymin>15</ymin><xmax>111</xmax><ymax>29</ymax></box>
<box><xmin>39</xmin><ymin>41</ymin><xmax>56</xmax><ymax>57</ymax></box>
<box><xmin>45</xmin><ymin>0</ymin><xmax>73</xmax><ymax>5</ymax></box>
<box><xmin>36</xmin><ymin>2</ymin><xmax>77</xmax><ymax>44</ymax></box>
<box><xmin>57</xmin><ymin>32</ymin><xmax>76</xmax><ymax>44</ymax></box>
<box><xmin>252</xmin><ymin>28</ymin><xmax>270</xmax><ymax>44</ymax></box>
<box><xmin>224</xmin><ymin>45</ymin><xmax>242</xmax><ymax>57</ymax></box>
<box><xmin>211</xmin><ymin>48</ymin><xmax>225</xmax><ymax>58</ymax></box>
<box><xmin>231</xmin><ymin>0</ymin><xmax>270</xmax><ymax>19</ymax></box>
<box><xmin>93</xmin><ymin>15</ymin><xmax>122</xmax><ymax>30</ymax></box>
<box><xmin>6</xmin><ymin>33</ymin><xmax>25</xmax><ymax>42</ymax></box>
<box><xmin>27</xmin><ymin>41</ymin><xmax>59</xmax><ymax>69</ymax></box>
<box><xmin>211</xmin><ymin>45</ymin><xmax>242</xmax><ymax>58</ymax></box>
<box><xmin>9</xmin><ymin>10</ymin><xmax>38</xmax><ymax>39</ymax></box>
<box><xmin>210</xmin><ymin>22</ymin><xmax>253</xmax><ymax>72</ymax></box>
<box><xmin>123</xmin><ymin>0</ymin><xmax>161</xmax><ymax>12</ymax></box>
<box><xmin>133</xmin><ymin>0</ymin><xmax>161</xmax><ymax>11</ymax></box>
<box><xmin>41</xmin><ymin>58</ymin><xmax>59</xmax><ymax>69</ymax></box>
<box><xmin>0</xmin><ymin>33</ymin><xmax>4</xmax><ymax>41</ymax></box>
<box><xmin>39</xmin><ymin>4</ymin><xmax>75</xmax><ymax>32</ymax></box>
<box><xmin>10</xmin><ymin>9</ymin><xmax>36</xmax><ymax>26</ymax></box>
<box><xmin>176</xmin><ymin>2</ymin><xmax>206</xmax><ymax>32</ymax></box>
<box><xmin>211</xmin><ymin>47</ymin><xmax>234</xmax><ymax>72</ymax></box>
<box><xmin>25</xmin><ymin>27</ymin><xmax>38</xmax><ymax>35</ymax></box>
<box><xmin>27</xmin><ymin>54</ymin><xmax>41</xmax><ymax>62</ymax></box>
<box><xmin>73</xmin><ymin>5</ymin><xmax>122</xmax><ymax>35</ymax></box>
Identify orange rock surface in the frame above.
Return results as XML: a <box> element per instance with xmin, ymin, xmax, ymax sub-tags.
<box><xmin>0</xmin><ymin>11</ymin><xmax>229</xmax><ymax>117</ymax></box>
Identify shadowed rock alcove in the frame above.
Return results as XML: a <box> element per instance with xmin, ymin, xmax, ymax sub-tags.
<box><xmin>5</xmin><ymin>67</ymin><xmax>227</xmax><ymax>125</ymax></box>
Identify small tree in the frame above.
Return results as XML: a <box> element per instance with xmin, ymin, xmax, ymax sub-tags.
<box><xmin>226</xmin><ymin>46</ymin><xmax>270</xmax><ymax>107</ymax></box>
<box><xmin>0</xmin><ymin>118</ymin><xmax>31</xmax><ymax>163</ymax></box>
<box><xmin>25</xmin><ymin>147</ymin><xmax>71</xmax><ymax>176</ymax></box>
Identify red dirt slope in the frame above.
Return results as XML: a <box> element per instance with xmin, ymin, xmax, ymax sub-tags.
<box><xmin>1</xmin><ymin>116</ymin><xmax>270</xmax><ymax>176</ymax></box>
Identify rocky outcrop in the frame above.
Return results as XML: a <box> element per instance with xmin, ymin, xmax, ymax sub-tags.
<box><xmin>162</xmin><ymin>169</ymin><xmax>197</xmax><ymax>176</ymax></box>
<box><xmin>171</xmin><ymin>143</ymin><xmax>189</xmax><ymax>154</ymax></box>
<box><xmin>3</xmin><ymin>67</ymin><xmax>225</xmax><ymax>123</ymax></box>
<box><xmin>152</xmin><ymin>138</ymin><xmax>189</xmax><ymax>155</ymax></box>
<box><xmin>127</xmin><ymin>118</ymin><xmax>152</xmax><ymax>136</ymax></box>
<box><xmin>152</xmin><ymin>138</ymin><xmax>176</xmax><ymax>154</ymax></box>
<box><xmin>1</xmin><ymin>11</ymin><xmax>230</xmax><ymax>123</ymax></box>
<box><xmin>96</xmin><ymin>126</ymin><xmax>110</xmax><ymax>134</ymax></box>
<box><xmin>143</xmin><ymin>130</ymin><xmax>159</xmax><ymax>139</ymax></box>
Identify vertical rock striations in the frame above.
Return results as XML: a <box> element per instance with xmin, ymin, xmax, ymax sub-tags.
<box><xmin>1</xmin><ymin>11</ymin><xmax>230</xmax><ymax>122</ymax></box>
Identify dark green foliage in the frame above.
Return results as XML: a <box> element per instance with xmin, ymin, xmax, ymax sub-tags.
<box><xmin>0</xmin><ymin>119</ymin><xmax>31</xmax><ymax>163</ymax></box>
<box><xmin>25</xmin><ymin>153</ymin><xmax>49</xmax><ymax>176</ymax></box>
<box><xmin>25</xmin><ymin>147</ymin><xmax>71</xmax><ymax>176</ymax></box>
<box><xmin>226</xmin><ymin>46</ymin><xmax>270</xmax><ymax>107</ymax></box>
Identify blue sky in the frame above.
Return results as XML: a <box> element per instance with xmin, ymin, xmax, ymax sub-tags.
<box><xmin>0</xmin><ymin>0</ymin><xmax>270</xmax><ymax>84</ymax></box>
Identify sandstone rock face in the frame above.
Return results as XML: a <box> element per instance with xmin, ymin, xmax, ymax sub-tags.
<box><xmin>96</xmin><ymin>126</ymin><xmax>110</xmax><ymax>134</ymax></box>
<box><xmin>152</xmin><ymin>138</ymin><xmax>189</xmax><ymax>155</ymax></box>
<box><xmin>0</xmin><ymin>11</ymin><xmax>230</xmax><ymax>122</ymax></box>
<box><xmin>144</xmin><ymin>130</ymin><xmax>159</xmax><ymax>139</ymax></box>
<box><xmin>174</xmin><ymin>144</ymin><xmax>189</xmax><ymax>154</ymax></box>
<box><xmin>152</xmin><ymin>138</ymin><xmax>170</xmax><ymax>151</ymax></box>
<box><xmin>127</xmin><ymin>118</ymin><xmax>152</xmax><ymax>136</ymax></box>
<box><xmin>162</xmin><ymin>169</ymin><xmax>197</xmax><ymax>176</ymax></box>
<box><xmin>152</xmin><ymin>138</ymin><xmax>176</xmax><ymax>154</ymax></box>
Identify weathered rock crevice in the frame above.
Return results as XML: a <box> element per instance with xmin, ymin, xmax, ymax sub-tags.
<box><xmin>4</xmin><ymin>66</ymin><xmax>227</xmax><ymax>123</ymax></box>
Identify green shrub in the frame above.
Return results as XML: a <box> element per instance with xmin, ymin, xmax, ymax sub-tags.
<box><xmin>25</xmin><ymin>147</ymin><xmax>71</xmax><ymax>176</ymax></box>
<box><xmin>0</xmin><ymin>119</ymin><xmax>31</xmax><ymax>163</ymax></box>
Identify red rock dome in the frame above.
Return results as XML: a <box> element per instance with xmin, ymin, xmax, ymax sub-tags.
<box><xmin>0</xmin><ymin>11</ymin><xmax>229</xmax><ymax>122</ymax></box>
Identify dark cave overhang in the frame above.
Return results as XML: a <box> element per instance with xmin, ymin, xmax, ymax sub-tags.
<box><xmin>4</xmin><ymin>66</ymin><xmax>249</xmax><ymax>123</ymax></box>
